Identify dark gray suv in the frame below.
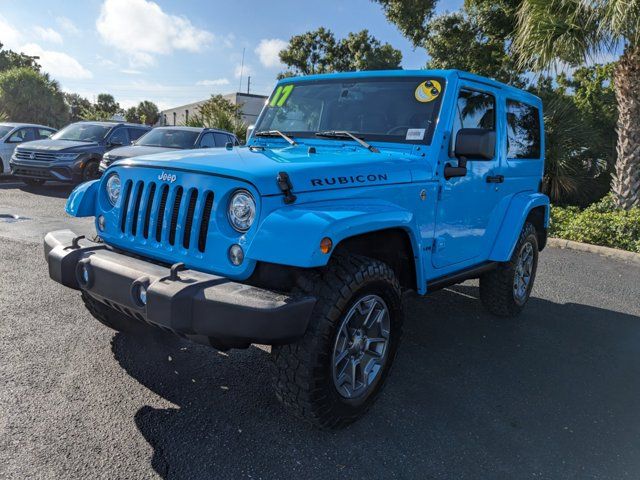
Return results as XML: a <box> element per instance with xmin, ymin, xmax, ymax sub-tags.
<box><xmin>10</xmin><ymin>121</ymin><xmax>150</xmax><ymax>185</ymax></box>
<box><xmin>99</xmin><ymin>126</ymin><xmax>239</xmax><ymax>172</ymax></box>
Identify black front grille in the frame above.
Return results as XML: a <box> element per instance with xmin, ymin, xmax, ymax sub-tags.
<box><xmin>119</xmin><ymin>180</ymin><xmax>214</xmax><ymax>252</ymax></box>
<box><xmin>14</xmin><ymin>149</ymin><xmax>57</xmax><ymax>161</ymax></box>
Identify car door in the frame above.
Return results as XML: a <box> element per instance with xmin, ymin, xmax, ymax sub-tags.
<box><xmin>431</xmin><ymin>83</ymin><xmax>507</xmax><ymax>269</ymax></box>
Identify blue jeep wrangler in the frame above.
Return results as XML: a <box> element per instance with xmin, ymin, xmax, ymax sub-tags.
<box><xmin>44</xmin><ymin>70</ymin><xmax>549</xmax><ymax>428</ymax></box>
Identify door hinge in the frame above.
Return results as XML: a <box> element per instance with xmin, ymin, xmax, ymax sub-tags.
<box><xmin>437</xmin><ymin>185</ymin><xmax>443</xmax><ymax>201</ymax></box>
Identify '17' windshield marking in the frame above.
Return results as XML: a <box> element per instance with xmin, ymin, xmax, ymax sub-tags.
<box><xmin>269</xmin><ymin>85</ymin><xmax>294</xmax><ymax>107</ymax></box>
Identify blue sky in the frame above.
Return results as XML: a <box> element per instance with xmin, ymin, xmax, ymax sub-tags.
<box><xmin>0</xmin><ymin>0</ymin><xmax>462</xmax><ymax>110</ymax></box>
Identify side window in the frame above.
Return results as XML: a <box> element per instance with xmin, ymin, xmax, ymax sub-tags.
<box><xmin>36</xmin><ymin>128</ymin><xmax>54</xmax><ymax>139</ymax></box>
<box><xmin>109</xmin><ymin>128</ymin><xmax>129</xmax><ymax>146</ymax></box>
<box><xmin>506</xmin><ymin>100</ymin><xmax>541</xmax><ymax>159</ymax></box>
<box><xmin>450</xmin><ymin>89</ymin><xmax>496</xmax><ymax>156</ymax></box>
<box><xmin>8</xmin><ymin>128</ymin><xmax>35</xmax><ymax>143</ymax></box>
<box><xmin>199</xmin><ymin>132</ymin><xmax>216</xmax><ymax>148</ymax></box>
<box><xmin>213</xmin><ymin>132</ymin><xmax>228</xmax><ymax>147</ymax></box>
<box><xmin>128</xmin><ymin>128</ymin><xmax>147</xmax><ymax>142</ymax></box>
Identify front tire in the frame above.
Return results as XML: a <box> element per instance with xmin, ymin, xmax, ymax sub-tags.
<box><xmin>82</xmin><ymin>161</ymin><xmax>100</xmax><ymax>182</ymax></box>
<box><xmin>480</xmin><ymin>222</ymin><xmax>539</xmax><ymax>317</ymax></box>
<box><xmin>271</xmin><ymin>255</ymin><xmax>403</xmax><ymax>429</ymax></box>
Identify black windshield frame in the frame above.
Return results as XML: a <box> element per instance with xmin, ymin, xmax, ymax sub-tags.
<box><xmin>254</xmin><ymin>76</ymin><xmax>446</xmax><ymax>146</ymax></box>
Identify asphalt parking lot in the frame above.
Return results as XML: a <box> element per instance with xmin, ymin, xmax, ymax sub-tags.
<box><xmin>1</xmin><ymin>179</ymin><xmax>639</xmax><ymax>480</ymax></box>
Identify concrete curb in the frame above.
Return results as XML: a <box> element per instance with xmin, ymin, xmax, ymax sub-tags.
<box><xmin>548</xmin><ymin>238</ymin><xmax>640</xmax><ymax>266</ymax></box>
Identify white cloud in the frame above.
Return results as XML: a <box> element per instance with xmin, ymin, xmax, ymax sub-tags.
<box><xmin>34</xmin><ymin>26</ymin><xmax>63</xmax><ymax>45</ymax></box>
<box><xmin>255</xmin><ymin>38</ymin><xmax>287</xmax><ymax>68</ymax></box>
<box><xmin>234</xmin><ymin>63</ymin><xmax>253</xmax><ymax>79</ymax></box>
<box><xmin>20</xmin><ymin>43</ymin><xmax>92</xmax><ymax>79</ymax></box>
<box><xmin>56</xmin><ymin>17</ymin><xmax>81</xmax><ymax>36</ymax></box>
<box><xmin>96</xmin><ymin>0</ymin><xmax>215</xmax><ymax>68</ymax></box>
<box><xmin>196</xmin><ymin>78</ymin><xmax>229</xmax><ymax>86</ymax></box>
<box><xmin>121</xmin><ymin>69</ymin><xmax>142</xmax><ymax>75</ymax></box>
<box><xmin>0</xmin><ymin>15</ymin><xmax>22</xmax><ymax>48</ymax></box>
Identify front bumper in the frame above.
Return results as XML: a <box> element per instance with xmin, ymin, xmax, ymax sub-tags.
<box><xmin>44</xmin><ymin>230</ymin><xmax>316</xmax><ymax>349</ymax></box>
<box><xmin>10</xmin><ymin>156</ymin><xmax>86</xmax><ymax>182</ymax></box>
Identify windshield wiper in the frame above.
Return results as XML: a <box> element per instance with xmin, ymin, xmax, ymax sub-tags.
<box><xmin>315</xmin><ymin>130</ymin><xmax>379</xmax><ymax>153</ymax></box>
<box><xmin>254</xmin><ymin>130</ymin><xmax>297</xmax><ymax>146</ymax></box>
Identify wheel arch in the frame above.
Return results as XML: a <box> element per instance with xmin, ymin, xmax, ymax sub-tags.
<box><xmin>332</xmin><ymin>227</ymin><xmax>418</xmax><ymax>291</ymax></box>
<box><xmin>488</xmin><ymin>192</ymin><xmax>550</xmax><ymax>262</ymax></box>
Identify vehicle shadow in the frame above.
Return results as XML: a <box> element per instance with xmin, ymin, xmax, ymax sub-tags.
<box><xmin>0</xmin><ymin>182</ymin><xmax>76</xmax><ymax>199</ymax></box>
<box><xmin>111</xmin><ymin>285</ymin><xmax>640</xmax><ymax>479</ymax></box>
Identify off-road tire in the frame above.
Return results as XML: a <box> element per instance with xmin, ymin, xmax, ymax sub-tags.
<box><xmin>23</xmin><ymin>178</ymin><xmax>45</xmax><ymax>186</ymax></box>
<box><xmin>271</xmin><ymin>255</ymin><xmax>404</xmax><ymax>429</ymax></box>
<box><xmin>480</xmin><ymin>222</ymin><xmax>539</xmax><ymax>317</ymax></box>
<box><xmin>81</xmin><ymin>291</ymin><xmax>153</xmax><ymax>334</ymax></box>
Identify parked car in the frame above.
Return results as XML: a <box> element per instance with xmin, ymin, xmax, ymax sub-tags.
<box><xmin>0</xmin><ymin>123</ymin><xmax>56</xmax><ymax>175</ymax></box>
<box><xmin>99</xmin><ymin>126</ymin><xmax>239</xmax><ymax>172</ymax></box>
<box><xmin>44</xmin><ymin>69</ymin><xmax>549</xmax><ymax>428</ymax></box>
<box><xmin>10</xmin><ymin>121</ymin><xmax>150</xmax><ymax>185</ymax></box>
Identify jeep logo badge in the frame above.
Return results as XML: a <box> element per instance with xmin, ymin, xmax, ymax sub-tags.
<box><xmin>158</xmin><ymin>172</ymin><xmax>177</xmax><ymax>183</ymax></box>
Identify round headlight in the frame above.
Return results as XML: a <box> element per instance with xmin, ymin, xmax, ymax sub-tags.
<box><xmin>105</xmin><ymin>173</ymin><xmax>121</xmax><ymax>206</ymax></box>
<box><xmin>227</xmin><ymin>190</ymin><xmax>256</xmax><ymax>232</ymax></box>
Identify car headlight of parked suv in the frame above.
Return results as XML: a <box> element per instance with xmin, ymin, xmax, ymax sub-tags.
<box><xmin>227</xmin><ymin>189</ymin><xmax>256</xmax><ymax>232</ymax></box>
<box><xmin>105</xmin><ymin>173</ymin><xmax>121</xmax><ymax>206</ymax></box>
<box><xmin>54</xmin><ymin>153</ymin><xmax>80</xmax><ymax>161</ymax></box>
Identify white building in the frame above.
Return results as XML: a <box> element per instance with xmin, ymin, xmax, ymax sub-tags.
<box><xmin>159</xmin><ymin>92</ymin><xmax>268</xmax><ymax>127</ymax></box>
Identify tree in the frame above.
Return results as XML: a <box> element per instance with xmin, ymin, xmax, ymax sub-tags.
<box><xmin>0</xmin><ymin>42</ymin><xmax>40</xmax><ymax>72</ymax></box>
<box><xmin>513</xmin><ymin>0</ymin><xmax>640</xmax><ymax>209</ymax></box>
<box><xmin>95</xmin><ymin>93</ymin><xmax>120</xmax><ymax>116</ymax></box>
<box><xmin>64</xmin><ymin>93</ymin><xmax>92</xmax><ymax>122</ymax></box>
<box><xmin>184</xmin><ymin>94</ymin><xmax>247</xmax><ymax>142</ymax></box>
<box><xmin>0</xmin><ymin>67</ymin><xmax>67</xmax><ymax>127</ymax></box>
<box><xmin>136</xmin><ymin>100</ymin><xmax>159</xmax><ymax>125</ymax></box>
<box><xmin>279</xmin><ymin>28</ymin><xmax>402</xmax><ymax>77</ymax></box>
<box><xmin>124</xmin><ymin>106</ymin><xmax>140</xmax><ymax>124</ymax></box>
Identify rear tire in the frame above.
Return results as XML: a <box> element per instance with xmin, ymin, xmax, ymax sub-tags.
<box><xmin>271</xmin><ymin>255</ymin><xmax>404</xmax><ymax>429</ymax></box>
<box><xmin>480</xmin><ymin>222</ymin><xmax>539</xmax><ymax>317</ymax></box>
<box><xmin>81</xmin><ymin>291</ymin><xmax>153</xmax><ymax>334</ymax></box>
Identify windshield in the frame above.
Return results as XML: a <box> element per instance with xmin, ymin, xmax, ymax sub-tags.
<box><xmin>51</xmin><ymin>123</ymin><xmax>112</xmax><ymax>142</ymax></box>
<box><xmin>0</xmin><ymin>125</ymin><xmax>13</xmax><ymax>139</ymax></box>
<box><xmin>136</xmin><ymin>128</ymin><xmax>200</xmax><ymax>149</ymax></box>
<box><xmin>254</xmin><ymin>77</ymin><xmax>445</xmax><ymax>145</ymax></box>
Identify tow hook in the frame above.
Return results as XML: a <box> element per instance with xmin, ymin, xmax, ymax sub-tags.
<box><xmin>65</xmin><ymin>234</ymin><xmax>86</xmax><ymax>250</ymax></box>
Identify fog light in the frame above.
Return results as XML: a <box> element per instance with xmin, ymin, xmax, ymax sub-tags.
<box><xmin>228</xmin><ymin>244</ymin><xmax>244</xmax><ymax>266</ymax></box>
<box><xmin>320</xmin><ymin>237</ymin><xmax>333</xmax><ymax>254</ymax></box>
<box><xmin>97</xmin><ymin>215</ymin><xmax>106</xmax><ymax>231</ymax></box>
<box><xmin>136</xmin><ymin>284</ymin><xmax>148</xmax><ymax>306</ymax></box>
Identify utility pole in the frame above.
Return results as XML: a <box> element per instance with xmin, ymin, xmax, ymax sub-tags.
<box><xmin>247</xmin><ymin>76</ymin><xmax>251</xmax><ymax>94</ymax></box>
<box><xmin>238</xmin><ymin>47</ymin><xmax>245</xmax><ymax>93</ymax></box>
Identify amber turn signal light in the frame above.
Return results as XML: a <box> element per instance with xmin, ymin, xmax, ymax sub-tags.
<box><xmin>320</xmin><ymin>237</ymin><xmax>333</xmax><ymax>254</ymax></box>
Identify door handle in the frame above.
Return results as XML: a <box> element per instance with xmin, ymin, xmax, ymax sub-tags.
<box><xmin>486</xmin><ymin>175</ymin><xmax>504</xmax><ymax>184</ymax></box>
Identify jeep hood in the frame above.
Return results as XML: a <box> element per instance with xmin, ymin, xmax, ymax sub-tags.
<box><xmin>116</xmin><ymin>144</ymin><xmax>427</xmax><ymax>196</ymax></box>
<box><xmin>17</xmin><ymin>139</ymin><xmax>99</xmax><ymax>152</ymax></box>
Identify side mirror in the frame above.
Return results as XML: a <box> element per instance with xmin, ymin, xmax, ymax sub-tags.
<box><xmin>246</xmin><ymin>124</ymin><xmax>255</xmax><ymax>140</ymax></box>
<box><xmin>445</xmin><ymin>128</ymin><xmax>495</xmax><ymax>180</ymax></box>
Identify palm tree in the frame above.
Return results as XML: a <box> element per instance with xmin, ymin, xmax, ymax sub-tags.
<box><xmin>513</xmin><ymin>0</ymin><xmax>640</xmax><ymax>209</ymax></box>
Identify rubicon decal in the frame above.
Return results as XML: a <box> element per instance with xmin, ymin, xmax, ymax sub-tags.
<box><xmin>158</xmin><ymin>172</ymin><xmax>177</xmax><ymax>183</ymax></box>
<box><xmin>310</xmin><ymin>173</ymin><xmax>388</xmax><ymax>187</ymax></box>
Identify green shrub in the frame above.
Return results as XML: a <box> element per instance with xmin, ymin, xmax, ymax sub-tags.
<box><xmin>550</xmin><ymin>195</ymin><xmax>640</xmax><ymax>253</ymax></box>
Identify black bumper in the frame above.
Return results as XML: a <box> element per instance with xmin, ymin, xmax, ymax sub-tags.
<box><xmin>44</xmin><ymin>230</ymin><xmax>316</xmax><ymax>348</ymax></box>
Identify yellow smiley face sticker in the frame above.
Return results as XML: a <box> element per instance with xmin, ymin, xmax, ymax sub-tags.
<box><xmin>415</xmin><ymin>80</ymin><xmax>442</xmax><ymax>103</ymax></box>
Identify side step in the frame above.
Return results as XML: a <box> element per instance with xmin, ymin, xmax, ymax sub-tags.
<box><xmin>427</xmin><ymin>261</ymin><xmax>499</xmax><ymax>293</ymax></box>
